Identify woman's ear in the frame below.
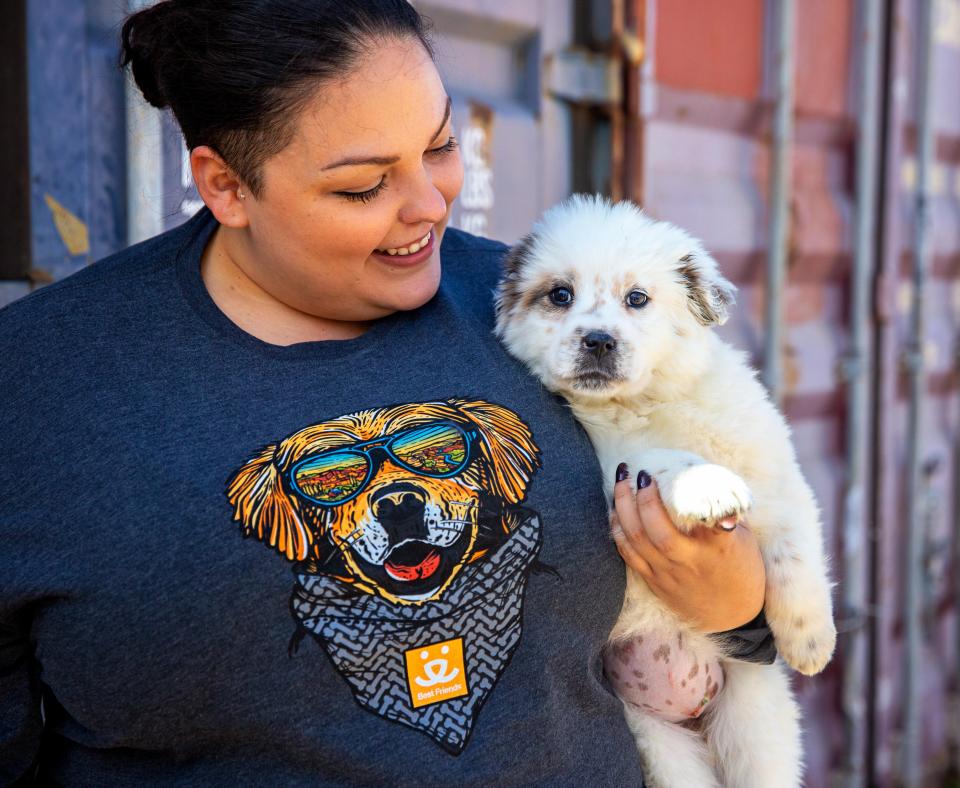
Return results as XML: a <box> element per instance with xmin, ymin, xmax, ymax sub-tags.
<box><xmin>191</xmin><ymin>145</ymin><xmax>249</xmax><ymax>228</ymax></box>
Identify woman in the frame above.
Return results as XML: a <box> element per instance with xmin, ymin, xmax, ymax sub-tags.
<box><xmin>0</xmin><ymin>1</ymin><xmax>771</xmax><ymax>783</ymax></box>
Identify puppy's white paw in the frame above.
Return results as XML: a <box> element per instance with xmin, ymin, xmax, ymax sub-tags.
<box><xmin>655</xmin><ymin>462</ymin><xmax>752</xmax><ymax>532</ymax></box>
<box><xmin>772</xmin><ymin>614</ymin><xmax>836</xmax><ymax>676</ymax></box>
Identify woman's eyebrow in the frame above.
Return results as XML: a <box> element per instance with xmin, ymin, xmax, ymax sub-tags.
<box><xmin>321</xmin><ymin>96</ymin><xmax>452</xmax><ymax>171</ymax></box>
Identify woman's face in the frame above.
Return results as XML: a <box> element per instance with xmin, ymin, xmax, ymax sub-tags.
<box><xmin>233</xmin><ymin>36</ymin><xmax>464</xmax><ymax>323</ymax></box>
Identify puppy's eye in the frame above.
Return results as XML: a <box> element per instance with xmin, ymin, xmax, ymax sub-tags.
<box><xmin>626</xmin><ymin>290</ymin><xmax>649</xmax><ymax>309</ymax></box>
<box><xmin>548</xmin><ymin>287</ymin><xmax>574</xmax><ymax>306</ymax></box>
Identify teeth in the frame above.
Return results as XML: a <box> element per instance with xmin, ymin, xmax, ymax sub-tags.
<box><xmin>378</xmin><ymin>232</ymin><xmax>432</xmax><ymax>256</ymax></box>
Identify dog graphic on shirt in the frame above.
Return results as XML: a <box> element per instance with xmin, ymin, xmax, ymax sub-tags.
<box><xmin>224</xmin><ymin>398</ymin><xmax>547</xmax><ymax>753</ymax></box>
<box><xmin>225</xmin><ymin>398</ymin><xmax>541</xmax><ymax>604</ymax></box>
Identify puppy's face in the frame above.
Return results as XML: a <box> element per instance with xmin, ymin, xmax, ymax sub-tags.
<box><xmin>495</xmin><ymin>196</ymin><xmax>735</xmax><ymax>402</ymax></box>
<box><xmin>227</xmin><ymin>400</ymin><xmax>540</xmax><ymax>605</ymax></box>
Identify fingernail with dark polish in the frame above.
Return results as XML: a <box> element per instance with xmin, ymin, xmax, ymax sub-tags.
<box><xmin>616</xmin><ymin>462</ymin><xmax>629</xmax><ymax>482</ymax></box>
<box><xmin>637</xmin><ymin>470</ymin><xmax>652</xmax><ymax>489</ymax></box>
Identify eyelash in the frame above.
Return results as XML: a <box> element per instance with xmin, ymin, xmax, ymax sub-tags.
<box><xmin>337</xmin><ymin>136</ymin><xmax>459</xmax><ymax>204</ymax></box>
<box><xmin>431</xmin><ymin>136</ymin><xmax>459</xmax><ymax>155</ymax></box>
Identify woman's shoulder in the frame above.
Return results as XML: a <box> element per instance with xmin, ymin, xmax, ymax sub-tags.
<box><xmin>439</xmin><ymin>227</ymin><xmax>513</xmax><ymax>301</ymax></box>
<box><xmin>0</xmin><ymin>213</ymin><xmax>209</xmax><ymax>387</ymax></box>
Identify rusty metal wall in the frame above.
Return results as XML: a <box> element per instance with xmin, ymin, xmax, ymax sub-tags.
<box><xmin>624</xmin><ymin>0</ymin><xmax>960</xmax><ymax>784</ymax></box>
<box><xmin>624</xmin><ymin>1</ymin><xmax>851</xmax><ymax>782</ymax></box>
<box><xmin>873</xmin><ymin>0</ymin><xmax>960</xmax><ymax>782</ymax></box>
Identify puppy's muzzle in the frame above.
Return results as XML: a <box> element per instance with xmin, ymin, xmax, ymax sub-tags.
<box><xmin>573</xmin><ymin>330</ymin><xmax>622</xmax><ymax>389</ymax></box>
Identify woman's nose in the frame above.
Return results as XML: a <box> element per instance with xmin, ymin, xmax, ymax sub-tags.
<box><xmin>397</xmin><ymin>168</ymin><xmax>449</xmax><ymax>226</ymax></box>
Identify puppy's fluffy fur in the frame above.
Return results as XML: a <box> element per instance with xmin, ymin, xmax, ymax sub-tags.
<box><xmin>494</xmin><ymin>195</ymin><xmax>835</xmax><ymax>787</ymax></box>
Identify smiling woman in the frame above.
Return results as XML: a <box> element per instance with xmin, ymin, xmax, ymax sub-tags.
<box><xmin>0</xmin><ymin>1</ymin><xmax>772</xmax><ymax>784</ymax></box>
<box><xmin>194</xmin><ymin>42</ymin><xmax>463</xmax><ymax>344</ymax></box>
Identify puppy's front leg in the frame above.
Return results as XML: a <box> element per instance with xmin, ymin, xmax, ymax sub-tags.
<box><xmin>624</xmin><ymin>448</ymin><xmax>753</xmax><ymax>534</ymax></box>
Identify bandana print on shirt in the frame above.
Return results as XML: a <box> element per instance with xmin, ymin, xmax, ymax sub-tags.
<box><xmin>224</xmin><ymin>398</ymin><xmax>548</xmax><ymax>754</ymax></box>
<box><xmin>293</xmin><ymin>508</ymin><xmax>541</xmax><ymax>753</ymax></box>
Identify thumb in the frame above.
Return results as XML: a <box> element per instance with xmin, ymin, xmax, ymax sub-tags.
<box><xmin>634</xmin><ymin>470</ymin><xmax>683</xmax><ymax>554</ymax></box>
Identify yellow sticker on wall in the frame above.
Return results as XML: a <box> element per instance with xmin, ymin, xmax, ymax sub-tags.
<box><xmin>44</xmin><ymin>194</ymin><xmax>90</xmax><ymax>256</ymax></box>
<box><xmin>404</xmin><ymin>637</ymin><xmax>469</xmax><ymax>708</ymax></box>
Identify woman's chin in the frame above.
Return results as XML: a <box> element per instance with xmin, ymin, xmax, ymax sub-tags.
<box><xmin>382</xmin><ymin>263</ymin><xmax>442</xmax><ymax>312</ymax></box>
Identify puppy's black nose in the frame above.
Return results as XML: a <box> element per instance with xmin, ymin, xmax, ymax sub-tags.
<box><xmin>582</xmin><ymin>331</ymin><xmax>617</xmax><ymax>359</ymax></box>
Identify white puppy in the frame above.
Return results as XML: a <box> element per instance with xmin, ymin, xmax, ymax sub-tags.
<box><xmin>494</xmin><ymin>195</ymin><xmax>835</xmax><ymax>788</ymax></box>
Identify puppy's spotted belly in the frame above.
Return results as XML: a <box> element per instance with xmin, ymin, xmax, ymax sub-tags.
<box><xmin>604</xmin><ymin>634</ymin><xmax>724</xmax><ymax>723</ymax></box>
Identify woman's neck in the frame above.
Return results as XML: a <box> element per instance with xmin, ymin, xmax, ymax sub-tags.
<box><xmin>200</xmin><ymin>225</ymin><xmax>373</xmax><ymax>345</ymax></box>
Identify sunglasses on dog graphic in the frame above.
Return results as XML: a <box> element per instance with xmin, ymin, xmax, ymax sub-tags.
<box><xmin>288</xmin><ymin>421</ymin><xmax>479</xmax><ymax>506</ymax></box>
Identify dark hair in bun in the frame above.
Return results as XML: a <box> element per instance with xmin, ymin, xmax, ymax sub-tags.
<box><xmin>120</xmin><ymin>0</ymin><xmax>433</xmax><ymax>197</ymax></box>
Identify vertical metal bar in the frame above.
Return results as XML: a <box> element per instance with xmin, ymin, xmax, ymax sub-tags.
<box><xmin>837</xmin><ymin>3</ymin><xmax>884</xmax><ymax>786</ymax></box>
<box><xmin>763</xmin><ymin>0</ymin><xmax>796</xmax><ymax>407</ymax></box>
<box><xmin>0</xmin><ymin>0</ymin><xmax>31</xmax><ymax>279</ymax></box>
<box><xmin>125</xmin><ymin>0</ymin><xmax>163</xmax><ymax>246</ymax></box>
<box><xmin>623</xmin><ymin>0</ymin><xmax>650</xmax><ymax>207</ymax></box>
<box><xmin>902</xmin><ymin>0</ymin><xmax>937</xmax><ymax>782</ymax></box>
<box><xmin>954</xmin><ymin>398</ymin><xmax>960</xmax><ymax>776</ymax></box>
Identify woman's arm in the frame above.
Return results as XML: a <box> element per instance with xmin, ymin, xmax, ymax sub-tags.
<box><xmin>610</xmin><ymin>467</ymin><xmax>768</xmax><ymax>637</ymax></box>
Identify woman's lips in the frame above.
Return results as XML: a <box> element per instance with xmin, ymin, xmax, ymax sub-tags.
<box><xmin>372</xmin><ymin>230</ymin><xmax>435</xmax><ymax>267</ymax></box>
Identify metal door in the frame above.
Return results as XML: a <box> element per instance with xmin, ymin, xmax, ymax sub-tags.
<box><xmin>414</xmin><ymin>0</ymin><xmax>574</xmax><ymax>243</ymax></box>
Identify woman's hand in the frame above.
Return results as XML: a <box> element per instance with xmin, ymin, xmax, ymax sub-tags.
<box><xmin>610</xmin><ymin>466</ymin><xmax>766</xmax><ymax>633</ymax></box>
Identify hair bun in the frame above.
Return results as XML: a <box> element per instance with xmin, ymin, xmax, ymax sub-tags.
<box><xmin>119</xmin><ymin>1</ymin><xmax>179</xmax><ymax>109</ymax></box>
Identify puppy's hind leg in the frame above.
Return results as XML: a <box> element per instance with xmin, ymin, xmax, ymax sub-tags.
<box><xmin>705</xmin><ymin>660</ymin><xmax>802</xmax><ymax>788</ymax></box>
<box><xmin>622</xmin><ymin>705</ymin><xmax>719</xmax><ymax>788</ymax></box>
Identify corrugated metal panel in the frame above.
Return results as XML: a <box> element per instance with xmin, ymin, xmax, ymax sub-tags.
<box><xmin>628</xmin><ymin>0</ymin><xmax>960</xmax><ymax>784</ymax></box>
<box><xmin>873</xmin><ymin>0</ymin><xmax>960</xmax><ymax>782</ymax></box>
<box><xmin>627</xmin><ymin>0</ymin><xmax>859</xmax><ymax>784</ymax></box>
<box><xmin>26</xmin><ymin>0</ymin><xmax>128</xmax><ymax>280</ymax></box>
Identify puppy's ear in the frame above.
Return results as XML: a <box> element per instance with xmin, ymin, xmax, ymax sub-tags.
<box><xmin>493</xmin><ymin>233</ymin><xmax>536</xmax><ymax>337</ymax></box>
<box><xmin>226</xmin><ymin>444</ymin><xmax>313</xmax><ymax>561</ymax></box>
<box><xmin>676</xmin><ymin>251</ymin><xmax>737</xmax><ymax>326</ymax></box>
<box><xmin>455</xmin><ymin>399</ymin><xmax>541</xmax><ymax>504</ymax></box>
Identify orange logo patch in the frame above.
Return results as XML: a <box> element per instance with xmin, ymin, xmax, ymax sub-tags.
<box><xmin>404</xmin><ymin>637</ymin><xmax>469</xmax><ymax>708</ymax></box>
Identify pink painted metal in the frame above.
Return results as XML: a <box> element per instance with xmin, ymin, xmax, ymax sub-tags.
<box><xmin>624</xmin><ymin>0</ymin><xmax>959</xmax><ymax>784</ymax></box>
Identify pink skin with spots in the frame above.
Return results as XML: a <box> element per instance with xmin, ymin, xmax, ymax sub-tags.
<box><xmin>603</xmin><ymin>633</ymin><xmax>725</xmax><ymax>723</ymax></box>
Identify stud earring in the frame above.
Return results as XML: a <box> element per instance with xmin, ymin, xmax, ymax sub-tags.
<box><xmin>237</xmin><ymin>188</ymin><xmax>245</xmax><ymax>200</ymax></box>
